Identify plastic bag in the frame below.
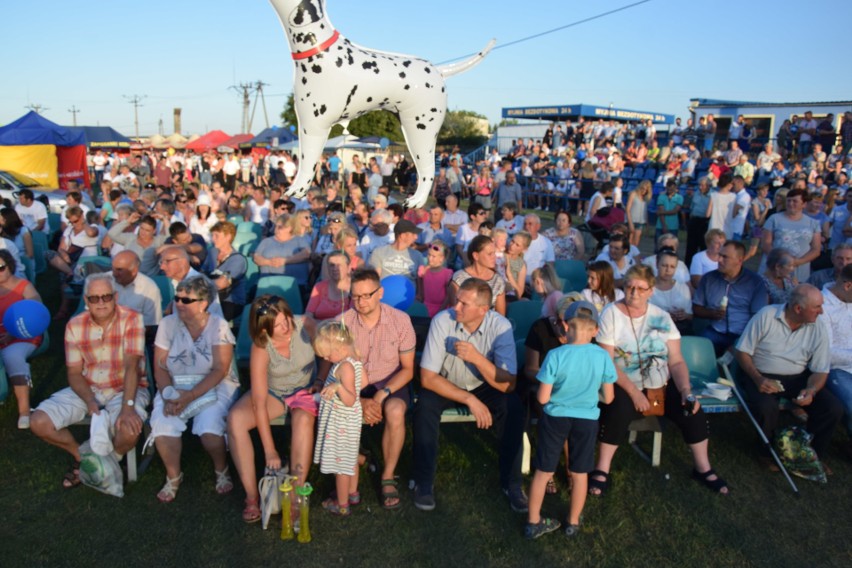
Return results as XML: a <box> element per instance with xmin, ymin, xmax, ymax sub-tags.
<box><xmin>79</xmin><ymin>441</ymin><xmax>124</xmax><ymax>498</ymax></box>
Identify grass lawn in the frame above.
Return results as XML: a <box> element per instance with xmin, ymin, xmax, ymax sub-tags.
<box><xmin>1</xmin><ymin>224</ymin><xmax>851</xmax><ymax>568</ymax></box>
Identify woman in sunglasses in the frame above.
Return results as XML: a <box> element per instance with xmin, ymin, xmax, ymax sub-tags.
<box><xmin>149</xmin><ymin>275</ymin><xmax>240</xmax><ymax>502</ymax></box>
<box><xmin>0</xmin><ymin>250</ymin><xmax>43</xmax><ymax>429</ymax></box>
<box><xmin>227</xmin><ymin>295</ymin><xmax>318</xmax><ymax>523</ymax></box>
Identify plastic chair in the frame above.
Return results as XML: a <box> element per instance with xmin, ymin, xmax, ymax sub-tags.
<box><xmin>233</xmin><ymin>232</ymin><xmax>260</xmax><ymax>254</ymax></box>
<box><xmin>680</xmin><ymin>335</ymin><xmax>719</xmax><ymax>388</ymax></box>
<box><xmin>47</xmin><ymin>213</ymin><xmax>62</xmax><ymax>237</ymax></box>
<box><xmin>406</xmin><ymin>301</ymin><xmax>429</xmax><ymax>318</ymax></box>
<box><xmin>31</xmin><ymin>231</ymin><xmax>48</xmax><ymax>274</ymax></box>
<box><xmin>256</xmin><ymin>275</ymin><xmax>303</xmax><ymax>314</ymax></box>
<box><xmin>554</xmin><ymin>259</ymin><xmax>587</xmax><ymax>293</ymax></box>
<box><xmin>151</xmin><ymin>275</ymin><xmax>175</xmax><ymax>312</ymax></box>
<box><xmin>236</xmin><ymin>221</ymin><xmax>262</xmax><ymax>236</ymax></box>
<box><xmin>235</xmin><ymin>305</ymin><xmax>253</xmax><ymax>368</ymax></box>
<box><xmin>29</xmin><ymin>329</ymin><xmax>50</xmax><ymax>359</ymax></box>
<box><xmin>508</xmin><ymin>300</ymin><xmax>543</xmax><ymax>342</ymax></box>
<box><xmin>227</xmin><ymin>214</ymin><xmax>244</xmax><ymax>225</ymax></box>
<box><xmin>21</xmin><ymin>256</ymin><xmax>35</xmax><ymax>283</ymax></box>
<box><xmin>244</xmin><ymin>256</ymin><xmax>260</xmax><ymax>298</ymax></box>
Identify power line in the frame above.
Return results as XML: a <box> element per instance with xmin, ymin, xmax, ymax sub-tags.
<box><xmin>438</xmin><ymin>0</ymin><xmax>652</xmax><ymax>64</ymax></box>
<box><xmin>25</xmin><ymin>103</ymin><xmax>49</xmax><ymax>115</ymax></box>
<box><xmin>230</xmin><ymin>83</ymin><xmax>254</xmax><ymax>134</ymax></box>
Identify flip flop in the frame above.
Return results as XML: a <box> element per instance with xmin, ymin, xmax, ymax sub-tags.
<box><xmin>381</xmin><ymin>479</ymin><xmax>401</xmax><ymax>510</ymax></box>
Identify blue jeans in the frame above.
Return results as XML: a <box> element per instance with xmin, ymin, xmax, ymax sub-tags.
<box><xmin>827</xmin><ymin>369</ymin><xmax>852</xmax><ymax>435</ymax></box>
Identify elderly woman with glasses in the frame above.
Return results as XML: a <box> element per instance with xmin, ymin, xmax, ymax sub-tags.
<box><xmin>49</xmin><ymin>206</ymin><xmax>102</xmax><ymax>320</ymax></box>
<box><xmin>589</xmin><ymin>265</ymin><xmax>728</xmax><ymax>496</ymax></box>
<box><xmin>253</xmin><ymin>213</ymin><xmax>313</xmax><ymax>291</ymax></box>
<box><xmin>227</xmin><ymin>295</ymin><xmax>318</xmax><ymax>523</ymax></box>
<box><xmin>149</xmin><ymin>275</ymin><xmax>240</xmax><ymax>503</ymax></box>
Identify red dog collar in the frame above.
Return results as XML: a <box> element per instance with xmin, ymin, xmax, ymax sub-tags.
<box><xmin>292</xmin><ymin>30</ymin><xmax>340</xmax><ymax>60</ymax></box>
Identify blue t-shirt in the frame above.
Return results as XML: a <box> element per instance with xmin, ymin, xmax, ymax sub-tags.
<box><xmin>536</xmin><ymin>343</ymin><xmax>616</xmax><ymax>420</ymax></box>
<box><xmin>656</xmin><ymin>192</ymin><xmax>684</xmax><ymax>231</ymax></box>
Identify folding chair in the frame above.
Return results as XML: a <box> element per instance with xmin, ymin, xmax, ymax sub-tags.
<box><xmin>554</xmin><ymin>259</ymin><xmax>587</xmax><ymax>293</ymax></box>
<box><xmin>507</xmin><ymin>300</ymin><xmax>543</xmax><ymax>342</ymax></box>
<box><xmin>256</xmin><ymin>275</ymin><xmax>303</xmax><ymax>314</ymax></box>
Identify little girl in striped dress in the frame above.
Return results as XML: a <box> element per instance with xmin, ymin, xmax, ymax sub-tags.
<box><xmin>312</xmin><ymin>321</ymin><xmax>363</xmax><ymax>516</ymax></box>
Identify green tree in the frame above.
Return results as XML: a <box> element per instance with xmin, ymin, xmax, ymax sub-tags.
<box><xmin>438</xmin><ymin>110</ymin><xmax>488</xmax><ymax>148</ymax></box>
<box><xmin>280</xmin><ymin>93</ymin><xmax>403</xmax><ymax>141</ymax></box>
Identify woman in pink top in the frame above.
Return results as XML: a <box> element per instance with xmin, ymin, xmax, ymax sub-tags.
<box><xmin>306</xmin><ymin>251</ymin><xmax>352</xmax><ymax>321</ymax></box>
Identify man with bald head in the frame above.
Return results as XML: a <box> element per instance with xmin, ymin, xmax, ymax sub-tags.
<box><xmin>157</xmin><ymin>245</ymin><xmax>223</xmax><ymax>318</ymax></box>
<box><xmin>735</xmin><ymin>284</ymin><xmax>843</xmax><ymax>461</ymax></box>
<box><xmin>112</xmin><ymin>250</ymin><xmax>162</xmax><ymax>331</ymax></box>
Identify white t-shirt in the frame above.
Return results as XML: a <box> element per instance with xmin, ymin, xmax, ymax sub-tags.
<box><xmin>15</xmin><ymin>201</ymin><xmax>49</xmax><ymax>234</ymax></box>
<box><xmin>247</xmin><ymin>199</ymin><xmax>271</xmax><ymax>224</ymax></box>
<box><xmin>495</xmin><ymin>218</ymin><xmax>522</xmax><ymax>236</ymax></box>
<box><xmin>650</xmin><ymin>282</ymin><xmax>693</xmax><ymax>315</ymax></box>
<box><xmin>689</xmin><ymin>251</ymin><xmax>718</xmax><ymax>278</ymax></box>
<box><xmin>708</xmin><ymin>191</ymin><xmax>736</xmax><ymax>236</ymax></box>
<box><xmin>731</xmin><ymin>191</ymin><xmax>752</xmax><ymax>235</ymax></box>
<box><xmin>642</xmin><ymin>256</ymin><xmax>691</xmax><ymax>285</ymax></box>
<box><xmin>524</xmin><ymin>234</ymin><xmax>556</xmax><ymax>281</ymax></box>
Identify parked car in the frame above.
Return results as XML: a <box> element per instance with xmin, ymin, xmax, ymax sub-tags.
<box><xmin>0</xmin><ymin>170</ymin><xmax>94</xmax><ymax>214</ymax></box>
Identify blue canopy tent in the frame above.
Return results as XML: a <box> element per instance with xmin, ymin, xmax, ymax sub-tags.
<box><xmin>67</xmin><ymin>126</ymin><xmax>133</xmax><ymax>149</ymax></box>
<box><xmin>240</xmin><ymin>126</ymin><xmax>296</xmax><ymax>149</ymax></box>
<box><xmin>0</xmin><ymin>111</ymin><xmax>86</xmax><ymax>146</ymax></box>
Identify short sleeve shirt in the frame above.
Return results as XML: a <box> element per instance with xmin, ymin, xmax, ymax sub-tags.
<box><xmin>369</xmin><ymin>244</ymin><xmax>423</xmax><ymax>281</ymax></box>
<box><xmin>421</xmin><ymin>309</ymin><xmax>516</xmax><ymax>391</ymax></box>
<box><xmin>340</xmin><ymin>304</ymin><xmax>416</xmax><ymax>386</ymax></box>
<box><xmin>537</xmin><ymin>343</ymin><xmax>617</xmax><ymax>419</ymax></box>
<box><xmin>154</xmin><ymin>313</ymin><xmax>239</xmax><ymax>385</ymax></box>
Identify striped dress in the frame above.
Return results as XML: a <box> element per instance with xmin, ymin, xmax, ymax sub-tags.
<box><xmin>313</xmin><ymin>357</ymin><xmax>363</xmax><ymax>475</ymax></box>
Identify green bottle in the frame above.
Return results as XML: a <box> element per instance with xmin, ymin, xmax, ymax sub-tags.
<box><xmin>296</xmin><ymin>483</ymin><xmax>313</xmax><ymax>543</ymax></box>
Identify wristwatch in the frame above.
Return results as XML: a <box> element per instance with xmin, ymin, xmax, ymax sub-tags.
<box><xmin>382</xmin><ymin>387</ymin><xmax>392</xmax><ymax>397</ymax></box>
<box><xmin>125</xmin><ymin>399</ymin><xmax>135</xmax><ymax>408</ymax></box>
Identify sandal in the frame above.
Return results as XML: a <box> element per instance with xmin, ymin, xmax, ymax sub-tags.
<box><xmin>215</xmin><ymin>467</ymin><xmax>233</xmax><ymax>495</ymax></box>
<box><xmin>692</xmin><ymin>468</ymin><xmax>729</xmax><ymax>494</ymax></box>
<box><xmin>322</xmin><ymin>497</ymin><xmax>351</xmax><ymax>516</ymax></box>
<box><xmin>62</xmin><ymin>460</ymin><xmax>81</xmax><ymax>489</ymax></box>
<box><xmin>545</xmin><ymin>479</ymin><xmax>558</xmax><ymax>495</ymax></box>
<box><xmin>330</xmin><ymin>490</ymin><xmax>361</xmax><ymax>507</ymax></box>
<box><xmin>242</xmin><ymin>497</ymin><xmax>261</xmax><ymax>523</ymax></box>
<box><xmin>381</xmin><ymin>478</ymin><xmax>401</xmax><ymax>510</ymax></box>
<box><xmin>157</xmin><ymin>472</ymin><xmax>184</xmax><ymax>503</ymax></box>
<box><xmin>588</xmin><ymin>470</ymin><xmax>610</xmax><ymax>496</ymax></box>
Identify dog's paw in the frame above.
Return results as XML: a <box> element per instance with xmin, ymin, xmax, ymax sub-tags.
<box><xmin>285</xmin><ymin>186</ymin><xmax>307</xmax><ymax>199</ymax></box>
<box><xmin>405</xmin><ymin>193</ymin><xmax>429</xmax><ymax>209</ymax></box>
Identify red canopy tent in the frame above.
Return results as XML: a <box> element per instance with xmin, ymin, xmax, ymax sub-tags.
<box><xmin>185</xmin><ymin>130</ymin><xmax>231</xmax><ymax>152</ymax></box>
<box><xmin>218</xmin><ymin>134</ymin><xmax>254</xmax><ymax>150</ymax></box>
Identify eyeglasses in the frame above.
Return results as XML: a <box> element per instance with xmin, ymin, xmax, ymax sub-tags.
<box><xmin>68</xmin><ymin>217</ymin><xmax>82</xmax><ymax>224</ymax></box>
<box><xmin>86</xmin><ymin>293</ymin><xmax>115</xmax><ymax>304</ymax></box>
<box><xmin>352</xmin><ymin>287</ymin><xmax>381</xmax><ymax>302</ymax></box>
<box><xmin>159</xmin><ymin>257</ymin><xmax>182</xmax><ymax>265</ymax></box>
<box><xmin>257</xmin><ymin>296</ymin><xmax>283</xmax><ymax>316</ymax></box>
<box><xmin>625</xmin><ymin>285</ymin><xmax>651</xmax><ymax>293</ymax></box>
<box><xmin>430</xmin><ymin>245</ymin><xmax>444</xmax><ymax>252</ymax></box>
<box><xmin>275</xmin><ymin>224</ymin><xmax>287</xmax><ymax>230</ymax></box>
<box><xmin>174</xmin><ymin>296</ymin><xmax>202</xmax><ymax>305</ymax></box>
<box><xmin>330</xmin><ymin>218</ymin><xmax>342</xmax><ymax>223</ymax></box>
<box><xmin>0</xmin><ymin>264</ymin><xmax>7</xmax><ymax>272</ymax></box>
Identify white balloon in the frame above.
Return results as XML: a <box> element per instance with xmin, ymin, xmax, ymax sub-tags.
<box><xmin>268</xmin><ymin>0</ymin><xmax>494</xmax><ymax>208</ymax></box>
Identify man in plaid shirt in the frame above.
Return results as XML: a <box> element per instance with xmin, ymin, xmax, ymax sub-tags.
<box><xmin>31</xmin><ymin>273</ymin><xmax>149</xmax><ymax>489</ymax></box>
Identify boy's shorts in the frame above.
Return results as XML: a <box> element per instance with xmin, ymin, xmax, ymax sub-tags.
<box><xmin>533</xmin><ymin>414</ymin><xmax>598</xmax><ymax>474</ymax></box>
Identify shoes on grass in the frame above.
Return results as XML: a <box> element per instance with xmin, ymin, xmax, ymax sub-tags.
<box><xmin>525</xmin><ymin>517</ymin><xmax>561</xmax><ymax>540</ymax></box>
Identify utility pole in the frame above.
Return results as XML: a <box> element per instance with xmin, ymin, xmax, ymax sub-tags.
<box><xmin>25</xmin><ymin>103</ymin><xmax>49</xmax><ymax>115</ymax></box>
<box><xmin>68</xmin><ymin>105</ymin><xmax>81</xmax><ymax>126</ymax></box>
<box><xmin>230</xmin><ymin>83</ymin><xmax>253</xmax><ymax>134</ymax></box>
<box><xmin>249</xmin><ymin>80</ymin><xmax>270</xmax><ymax>133</ymax></box>
<box><xmin>123</xmin><ymin>94</ymin><xmax>147</xmax><ymax>138</ymax></box>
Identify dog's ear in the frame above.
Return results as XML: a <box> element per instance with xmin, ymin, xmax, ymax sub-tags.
<box><xmin>290</xmin><ymin>0</ymin><xmax>324</xmax><ymax>27</ymax></box>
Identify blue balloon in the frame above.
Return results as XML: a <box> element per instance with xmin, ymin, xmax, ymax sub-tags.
<box><xmin>3</xmin><ymin>299</ymin><xmax>49</xmax><ymax>340</ymax></box>
<box><xmin>379</xmin><ymin>137</ymin><xmax>390</xmax><ymax>150</ymax></box>
<box><xmin>380</xmin><ymin>275</ymin><xmax>415</xmax><ymax>312</ymax></box>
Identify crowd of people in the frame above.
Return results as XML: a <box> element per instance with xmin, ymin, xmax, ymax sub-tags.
<box><xmin>6</xmin><ymin>113</ymin><xmax>852</xmax><ymax>541</ymax></box>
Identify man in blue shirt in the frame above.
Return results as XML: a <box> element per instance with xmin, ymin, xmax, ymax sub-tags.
<box><xmin>693</xmin><ymin>240</ymin><xmax>769</xmax><ymax>355</ymax></box>
<box><xmin>655</xmin><ymin>182</ymin><xmax>683</xmax><ymax>241</ymax></box>
<box><xmin>413</xmin><ymin>278</ymin><xmax>525</xmax><ymax>513</ymax></box>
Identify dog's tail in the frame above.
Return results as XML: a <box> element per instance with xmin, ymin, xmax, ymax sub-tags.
<box><xmin>437</xmin><ymin>39</ymin><xmax>496</xmax><ymax>79</ymax></box>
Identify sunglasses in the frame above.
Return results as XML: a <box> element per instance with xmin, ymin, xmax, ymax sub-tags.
<box><xmin>174</xmin><ymin>296</ymin><xmax>203</xmax><ymax>304</ymax></box>
<box><xmin>86</xmin><ymin>293</ymin><xmax>115</xmax><ymax>304</ymax></box>
<box><xmin>330</xmin><ymin>218</ymin><xmax>342</xmax><ymax>223</ymax></box>
<box><xmin>257</xmin><ymin>296</ymin><xmax>283</xmax><ymax>316</ymax></box>
<box><xmin>430</xmin><ymin>245</ymin><xmax>444</xmax><ymax>253</ymax></box>
<box><xmin>0</xmin><ymin>264</ymin><xmax>7</xmax><ymax>272</ymax></box>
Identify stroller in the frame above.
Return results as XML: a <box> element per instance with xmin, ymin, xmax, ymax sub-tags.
<box><xmin>577</xmin><ymin>204</ymin><xmax>626</xmax><ymax>256</ymax></box>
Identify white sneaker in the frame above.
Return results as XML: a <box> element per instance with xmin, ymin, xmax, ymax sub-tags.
<box><xmin>17</xmin><ymin>415</ymin><xmax>30</xmax><ymax>430</ymax></box>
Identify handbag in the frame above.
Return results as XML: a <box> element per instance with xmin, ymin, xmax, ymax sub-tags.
<box><xmin>259</xmin><ymin>466</ymin><xmax>290</xmax><ymax>530</ymax></box>
<box><xmin>172</xmin><ymin>374</ymin><xmax>217</xmax><ymax>421</ymax></box>
<box><xmin>643</xmin><ymin>386</ymin><xmax>665</xmax><ymax>417</ymax></box>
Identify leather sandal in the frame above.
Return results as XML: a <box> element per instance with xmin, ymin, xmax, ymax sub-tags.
<box><xmin>62</xmin><ymin>460</ymin><xmax>81</xmax><ymax>489</ymax></box>
<box><xmin>242</xmin><ymin>498</ymin><xmax>261</xmax><ymax>523</ymax></box>
<box><xmin>381</xmin><ymin>479</ymin><xmax>401</xmax><ymax>510</ymax></box>
<box><xmin>692</xmin><ymin>468</ymin><xmax>729</xmax><ymax>494</ymax></box>
<box><xmin>157</xmin><ymin>472</ymin><xmax>184</xmax><ymax>503</ymax></box>
<box><xmin>588</xmin><ymin>470</ymin><xmax>610</xmax><ymax>496</ymax></box>
<box><xmin>215</xmin><ymin>467</ymin><xmax>233</xmax><ymax>495</ymax></box>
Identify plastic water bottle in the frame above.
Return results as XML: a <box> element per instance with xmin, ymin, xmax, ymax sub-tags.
<box><xmin>719</xmin><ymin>295</ymin><xmax>728</xmax><ymax>311</ymax></box>
<box><xmin>279</xmin><ymin>477</ymin><xmax>295</xmax><ymax>541</ymax></box>
<box><xmin>296</xmin><ymin>483</ymin><xmax>313</xmax><ymax>543</ymax></box>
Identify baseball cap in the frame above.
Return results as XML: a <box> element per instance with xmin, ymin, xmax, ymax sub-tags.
<box><xmin>562</xmin><ymin>300</ymin><xmax>599</xmax><ymax>323</ymax></box>
<box><xmin>394</xmin><ymin>219</ymin><xmax>422</xmax><ymax>237</ymax></box>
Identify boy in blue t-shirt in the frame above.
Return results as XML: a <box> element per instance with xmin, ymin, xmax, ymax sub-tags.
<box><xmin>525</xmin><ymin>301</ymin><xmax>616</xmax><ymax>540</ymax></box>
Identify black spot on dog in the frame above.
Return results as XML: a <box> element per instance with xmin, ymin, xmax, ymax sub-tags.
<box><xmin>431</xmin><ymin>108</ymin><xmax>438</xmax><ymax>113</ymax></box>
<box><xmin>336</xmin><ymin>58</ymin><xmax>343</xmax><ymax>67</ymax></box>
<box><xmin>312</xmin><ymin>64</ymin><xmax>322</xmax><ymax>74</ymax></box>
<box><xmin>367</xmin><ymin>97</ymin><xmax>373</xmax><ymax>103</ymax></box>
<box><xmin>319</xmin><ymin>104</ymin><xmax>327</xmax><ymax>115</ymax></box>
<box><xmin>292</xmin><ymin>1</ymin><xmax>323</xmax><ymax>26</ymax></box>
<box><xmin>399</xmin><ymin>72</ymin><xmax>406</xmax><ymax>79</ymax></box>
<box><xmin>403</xmin><ymin>60</ymin><xmax>411</xmax><ymax>67</ymax></box>
<box><xmin>425</xmin><ymin>67</ymin><xmax>431</xmax><ymax>74</ymax></box>
<box><xmin>417</xmin><ymin>124</ymin><xmax>426</xmax><ymax>130</ymax></box>
<box><xmin>425</xmin><ymin>83</ymin><xmax>431</xmax><ymax>89</ymax></box>
<box><xmin>305</xmin><ymin>32</ymin><xmax>317</xmax><ymax>46</ymax></box>
<box><xmin>343</xmin><ymin>85</ymin><xmax>358</xmax><ymax>113</ymax></box>
<box><xmin>362</xmin><ymin>61</ymin><xmax>376</xmax><ymax>71</ymax></box>
<box><xmin>404</xmin><ymin>85</ymin><xmax>410</xmax><ymax>90</ymax></box>
<box><xmin>301</xmin><ymin>77</ymin><xmax>308</xmax><ymax>85</ymax></box>
<box><xmin>300</xmin><ymin>63</ymin><xmax>307</xmax><ymax>73</ymax></box>
<box><xmin>442</xmin><ymin>87</ymin><xmax>445</xmax><ymax>93</ymax></box>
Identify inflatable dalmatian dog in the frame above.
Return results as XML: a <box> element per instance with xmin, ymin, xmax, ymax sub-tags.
<box><xmin>269</xmin><ymin>0</ymin><xmax>494</xmax><ymax>208</ymax></box>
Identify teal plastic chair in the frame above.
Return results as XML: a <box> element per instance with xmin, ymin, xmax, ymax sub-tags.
<box><xmin>227</xmin><ymin>214</ymin><xmax>245</xmax><ymax>225</ymax></box>
<box><xmin>233</xmin><ymin>232</ymin><xmax>260</xmax><ymax>254</ymax></box>
<box><xmin>508</xmin><ymin>300</ymin><xmax>543</xmax><ymax>342</ymax></box>
<box><xmin>47</xmin><ymin>213</ymin><xmax>62</xmax><ymax>237</ymax></box>
<box><xmin>235</xmin><ymin>305</ymin><xmax>253</xmax><ymax>368</ymax></box>
<box><xmin>151</xmin><ymin>275</ymin><xmax>175</xmax><ymax>312</ymax></box>
<box><xmin>256</xmin><ymin>275</ymin><xmax>303</xmax><ymax>314</ymax></box>
<box><xmin>244</xmin><ymin>256</ymin><xmax>260</xmax><ymax>297</ymax></box>
<box><xmin>0</xmin><ymin>356</ymin><xmax>7</xmax><ymax>403</ymax></box>
<box><xmin>406</xmin><ymin>301</ymin><xmax>429</xmax><ymax>318</ymax></box>
<box><xmin>680</xmin><ymin>335</ymin><xmax>719</xmax><ymax>388</ymax></box>
<box><xmin>30</xmin><ymin>329</ymin><xmax>50</xmax><ymax>359</ymax></box>
<box><xmin>554</xmin><ymin>259</ymin><xmax>587</xmax><ymax>293</ymax></box>
<box><xmin>31</xmin><ymin>231</ymin><xmax>48</xmax><ymax>274</ymax></box>
<box><xmin>21</xmin><ymin>256</ymin><xmax>35</xmax><ymax>283</ymax></box>
<box><xmin>236</xmin><ymin>221</ymin><xmax>262</xmax><ymax>236</ymax></box>
<box><xmin>76</xmin><ymin>256</ymin><xmax>112</xmax><ymax>270</ymax></box>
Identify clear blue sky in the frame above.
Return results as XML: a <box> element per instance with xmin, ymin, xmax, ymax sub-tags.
<box><xmin>3</xmin><ymin>0</ymin><xmax>850</xmax><ymax>137</ymax></box>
